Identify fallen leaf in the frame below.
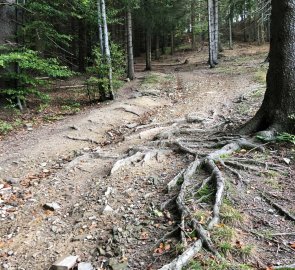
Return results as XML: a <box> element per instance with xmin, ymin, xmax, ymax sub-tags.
<box><xmin>290</xmin><ymin>242</ymin><xmax>295</xmax><ymax>248</ymax></box>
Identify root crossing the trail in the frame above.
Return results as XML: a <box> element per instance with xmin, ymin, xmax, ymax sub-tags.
<box><xmin>109</xmin><ymin>113</ymin><xmax>268</xmax><ymax>269</ymax></box>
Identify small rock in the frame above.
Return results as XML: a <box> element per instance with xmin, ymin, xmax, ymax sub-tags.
<box><xmin>283</xmin><ymin>158</ymin><xmax>291</xmax><ymax>165</ymax></box>
<box><xmin>109</xmin><ymin>258</ymin><xmax>128</xmax><ymax>270</ymax></box>
<box><xmin>86</xmin><ymin>235</ymin><xmax>93</xmax><ymax>240</ymax></box>
<box><xmin>40</xmin><ymin>162</ymin><xmax>47</xmax><ymax>167</ymax></box>
<box><xmin>104</xmin><ymin>187</ymin><xmax>113</xmax><ymax>198</ymax></box>
<box><xmin>78</xmin><ymin>262</ymin><xmax>94</xmax><ymax>270</ymax></box>
<box><xmin>98</xmin><ymin>247</ymin><xmax>106</xmax><ymax>256</ymax></box>
<box><xmin>43</xmin><ymin>202</ymin><xmax>61</xmax><ymax>211</ymax></box>
<box><xmin>51</xmin><ymin>255</ymin><xmax>79</xmax><ymax>270</ymax></box>
<box><xmin>25</xmin><ymin>123</ymin><xmax>33</xmax><ymax>128</ymax></box>
<box><xmin>268</xmin><ymin>208</ymin><xmax>275</xmax><ymax>214</ymax></box>
<box><xmin>7</xmin><ymin>250</ymin><xmax>14</xmax><ymax>256</ymax></box>
<box><xmin>102</xmin><ymin>205</ymin><xmax>114</xmax><ymax>214</ymax></box>
<box><xmin>0</xmin><ymin>184</ymin><xmax>4</xmax><ymax>190</ymax></box>
<box><xmin>71</xmin><ymin>235</ymin><xmax>87</xmax><ymax>242</ymax></box>
<box><xmin>6</xmin><ymin>178</ymin><xmax>19</xmax><ymax>185</ymax></box>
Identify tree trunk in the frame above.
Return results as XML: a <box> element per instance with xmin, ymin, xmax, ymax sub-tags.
<box><xmin>243</xmin><ymin>0</ymin><xmax>247</xmax><ymax>42</ymax></box>
<box><xmin>78</xmin><ymin>19</ymin><xmax>87</xmax><ymax>72</ymax></box>
<box><xmin>170</xmin><ymin>31</ymin><xmax>175</xmax><ymax>55</ymax></box>
<box><xmin>155</xmin><ymin>34</ymin><xmax>160</xmax><ymax>60</ymax></box>
<box><xmin>241</xmin><ymin>0</ymin><xmax>295</xmax><ymax>134</ymax></box>
<box><xmin>101</xmin><ymin>0</ymin><xmax>114</xmax><ymax>99</ymax></box>
<box><xmin>126</xmin><ymin>8</ymin><xmax>134</xmax><ymax>80</ymax></box>
<box><xmin>145</xmin><ymin>29</ymin><xmax>152</xmax><ymax>71</ymax></box>
<box><xmin>97</xmin><ymin>0</ymin><xmax>104</xmax><ymax>55</ymax></box>
<box><xmin>208</xmin><ymin>0</ymin><xmax>217</xmax><ymax>67</ymax></box>
<box><xmin>191</xmin><ymin>0</ymin><xmax>196</xmax><ymax>50</ymax></box>
<box><xmin>213</xmin><ymin>0</ymin><xmax>219</xmax><ymax>59</ymax></box>
<box><xmin>228</xmin><ymin>16</ymin><xmax>233</xmax><ymax>50</ymax></box>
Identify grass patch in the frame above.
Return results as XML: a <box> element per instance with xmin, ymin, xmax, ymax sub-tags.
<box><xmin>143</xmin><ymin>73</ymin><xmax>160</xmax><ymax>84</ymax></box>
<box><xmin>250</xmin><ymin>87</ymin><xmax>265</xmax><ymax>98</ymax></box>
<box><xmin>262</xmin><ymin>170</ymin><xmax>281</xmax><ymax>189</ymax></box>
<box><xmin>254</xmin><ymin>68</ymin><xmax>267</xmax><ymax>84</ymax></box>
<box><xmin>187</xmin><ymin>258</ymin><xmax>254</xmax><ymax>270</ymax></box>
<box><xmin>220</xmin><ymin>204</ymin><xmax>244</xmax><ymax>225</ymax></box>
<box><xmin>195</xmin><ymin>183</ymin><xmax>214</xmax><ymax>203</ymax></box>
<box><xmin>212</xmin><ymin>225</ymin><xmax>236</xmax><ymax>243</ymax></box>
<box><xmin>0</xmin><ymin>120</ymin><xmax>13</xmax><ymax>135</ymax></box>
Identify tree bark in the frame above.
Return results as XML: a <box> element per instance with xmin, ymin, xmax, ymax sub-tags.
<box><xmin>97</xmin><ymin>0</ymin><xmax>104</xmax><ymax>55</ymax></box>
<box><xmin>78</xmin><ymin>18</ymin><xmax>87</xmax><ymax>72</ymax></box>
<box><xmin>170</xmin><ymin>31</ymin><xmax>175</xmax><ymax>55</ymax></box>
<box><xmin>228</xmin><ymin>16</ymin><xmax>233</xmax><ymax>50</ymax></box>
<box><xmin>100</xmin><ymin>0</ymin><xmax>114</xmax><ymax>99</ymax></box>
<box><xmin>191</xmin><ymin>0</ymin><xmax>196</xmax><ymax>50</ymax></box>
<box><xmin>213</xmin><ymin>0</ymin><xmax>219</xmax><ymax>60</ymax></box>
<box><xmin>126</xmin><ymin>8</ymin><xmax>135</xmax><ymax>80</ymax></box>
<box><xmin>145</xmin><ymin>29</ymin><xmax>152</xmax><ymax>71</ymax></box>
<box><xmin>155</xmin><ymin>34</ymin><xmax>160</xmax><ymax>60</ymax></box>
<box><xmin>208</xmin><ymin>0</ymin><xmax>218</xmax><ymax>67</ymax></box>
<box><xmin>241</xmin><ymin>0</ymin><xmax>295</xmax><ymax>134</ymax></box>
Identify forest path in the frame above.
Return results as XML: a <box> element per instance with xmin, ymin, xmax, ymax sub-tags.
<box><xmin>1</xmin><ymin>44</ymin><xmax>289</xmax><ymax>270</ymax></box>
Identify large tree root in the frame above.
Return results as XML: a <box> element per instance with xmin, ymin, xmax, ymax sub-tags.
<box><xmin>109</xmin><ymin>122</ymin><xmax>277</xmax><ymax>268</ymax></box>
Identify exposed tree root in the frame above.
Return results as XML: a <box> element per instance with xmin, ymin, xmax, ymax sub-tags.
<box><xmin>109</xmin><ymin>121</ymin><xmax>280</xmax><ymax>268</ymax></box>
<box><xmin>110</xmin><ymin>149</ymin><xmax>172</xmax><ymax>174</ymax></box>
<box><xmin>261</xmin><ymin>194</ymin><xmax>295</xmax><ymax>221</ymax></box>
<box><xmin>158</xmin><ymin>240</ymin><xmax>203</xmax><ymax>270</ymax></box>
<box><xmin>65</xmin><ymin>135</ymin><xmax>99</xmax><ymax>144</ymax></box>
<box><xmin>273</xmin><ymin>263</ymin><xmax>295</xmax><ymax>269</ymax></box>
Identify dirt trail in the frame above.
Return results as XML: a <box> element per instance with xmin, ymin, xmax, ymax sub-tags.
<box><xmin>2</xmin><ymin>44</ymin><xmax>293</xmax><ymax>270</ymax></box>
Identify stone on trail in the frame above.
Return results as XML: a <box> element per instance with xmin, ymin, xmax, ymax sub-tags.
<box><xmin>109</xmin><ymin>258</ymin><xmax>128</xmax><ymax>270</ymax></box>
<box><xmin>78</xmin><ymin>262</ymin><xmax>94</xmax><ymax>270</ymax></box>
<box><xmin>102</xmin><ymin>205</ymin><xmax>114</xmax><ymax>214</ymax></box>
<box><xmin>43</xmin><ymin>202</ymin><xmax>61</xmax><ymax>211</ymax></box>
<box><xmin>51</xmin><ymin>255</ymin><xmax>79</xmax><ymax>270</ymax></box>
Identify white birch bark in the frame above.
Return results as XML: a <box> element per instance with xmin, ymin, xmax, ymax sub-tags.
<box><xmin>101</xmin><ymin>0</ymin><xmax>114</xmax><ymax>99</ymax></box>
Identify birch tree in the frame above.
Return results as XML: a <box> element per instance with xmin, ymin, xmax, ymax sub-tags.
<box><xmin>98</xmin><ymin>0</ymin><xmax>114</xmax><ymax>99</ymax></box>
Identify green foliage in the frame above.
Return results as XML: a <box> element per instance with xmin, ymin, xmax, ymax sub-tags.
<box><xmin>61</xmin><ymin>102</ymin><xmax>81</xmax><ymax>114</ymax></box>
<box><xmin>0</xmin><ymin>48</ymin><xmax>74</xmax><ymax>106</ymax></box>
<box><xmin>88</xmin><ymin>42</ymin><xmax>125</xmax><ymax>95</ymax></box>
<box><xmin>257</xmin><ymin>132</ymin><xmax>295</xmax><ymax>144</ymax></box>
<box><xmin>0</xmin><ymin>120</ymin><xmax>13</xmax><ymax>135</ymax></box>
<box><xmin>276</xmin><ymin>132</ymin><xmax>295</xmax><ymax>144</ymax></box>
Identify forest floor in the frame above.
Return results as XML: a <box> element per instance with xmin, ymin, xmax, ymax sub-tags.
<box><xmin>0</xmin><ymin>43</ymin><xmax>295</xmax><ymax>270</ymax></box>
